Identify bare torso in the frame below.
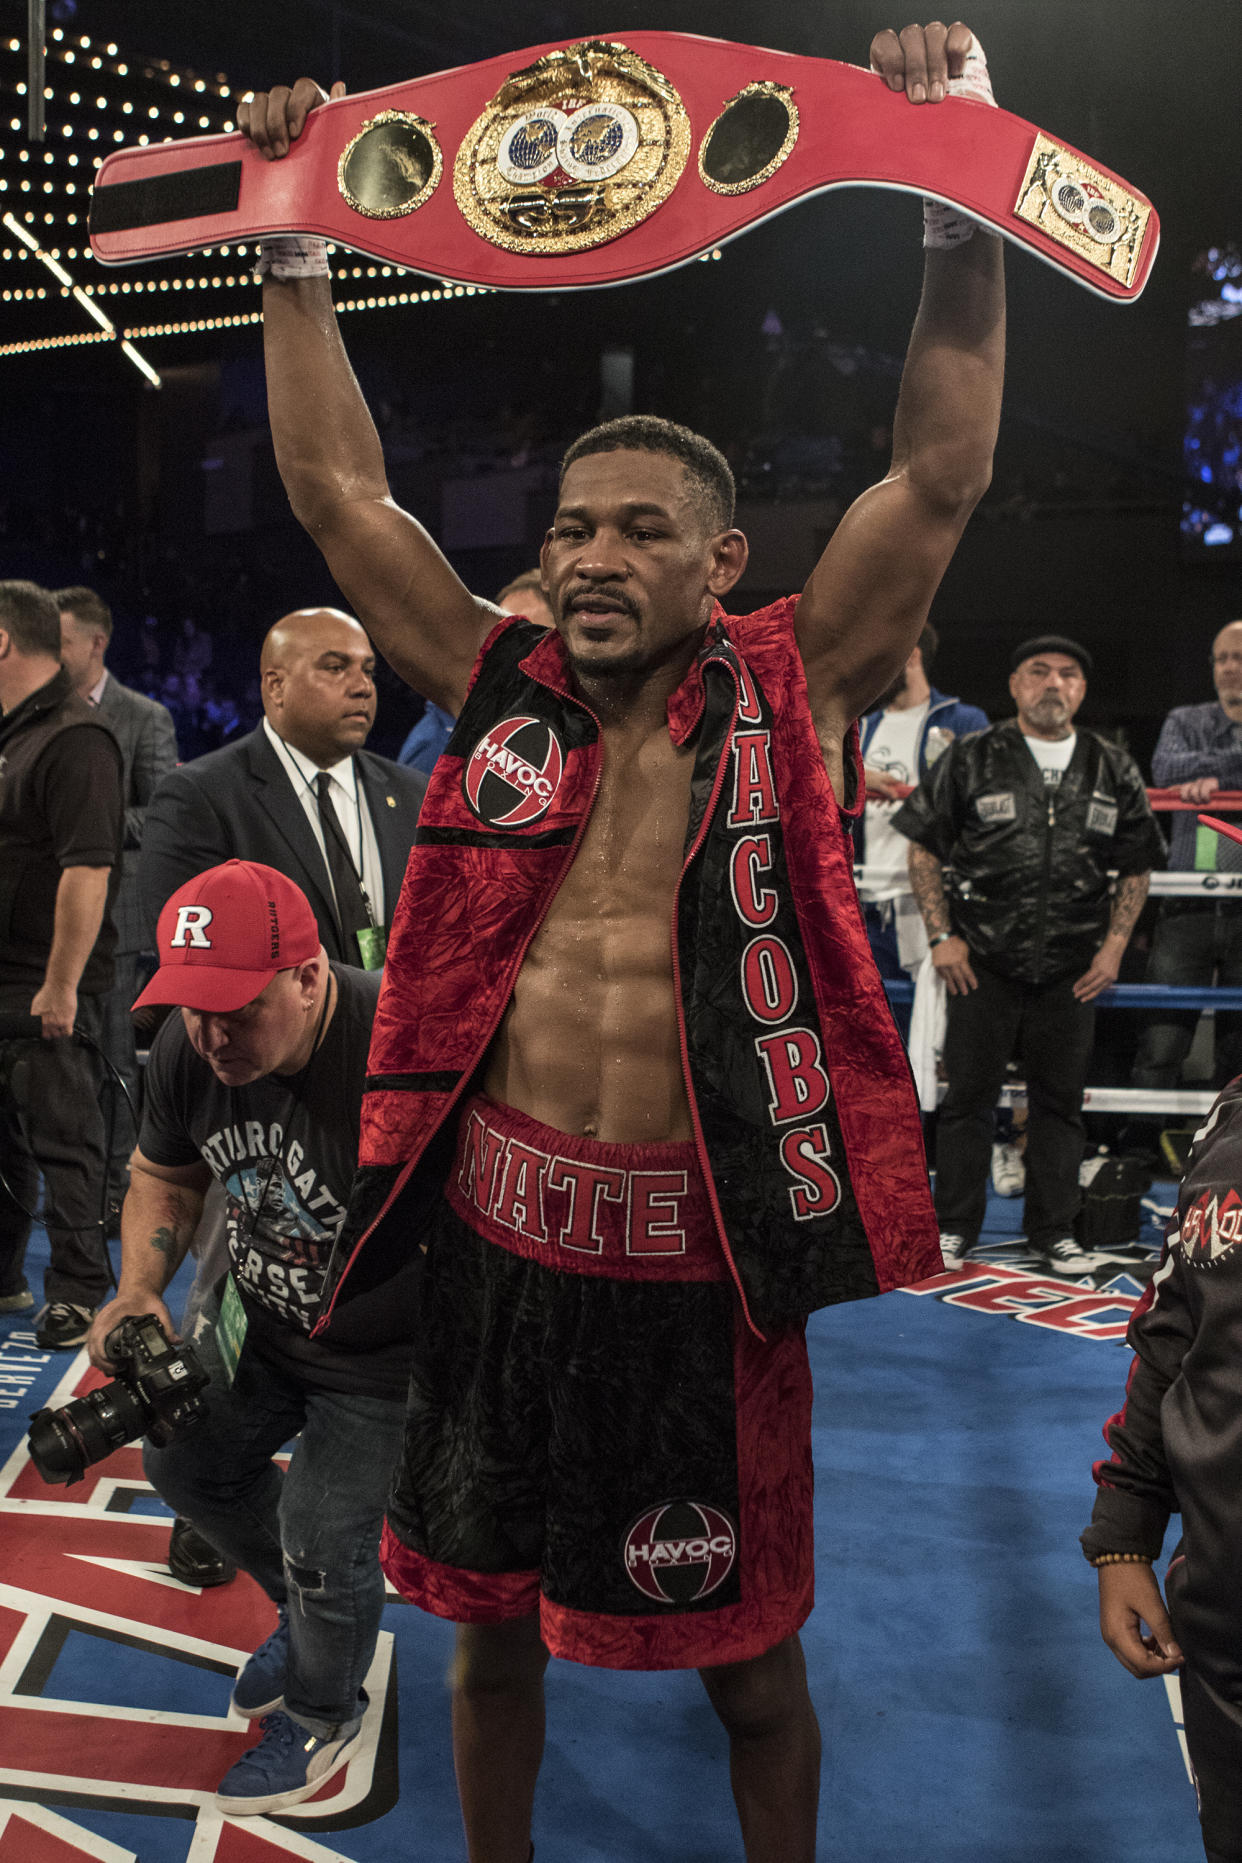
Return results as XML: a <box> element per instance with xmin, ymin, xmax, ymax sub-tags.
<box><xmin>482</xmin><ymin>718</ymin><xmax>696</xmax><ymax>1142</ymax></box>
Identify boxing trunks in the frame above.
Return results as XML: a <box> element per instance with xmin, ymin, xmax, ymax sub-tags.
<box><xmin>380</xmin><ymin>1094</ymin><xmax>814</xmax><ymax>1670</ymax></box>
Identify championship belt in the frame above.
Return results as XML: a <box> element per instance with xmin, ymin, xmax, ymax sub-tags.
<box><xmin>88</xmin><ymin>32</ymin><xmax>1158</xmax><ymax>301</ymax></box>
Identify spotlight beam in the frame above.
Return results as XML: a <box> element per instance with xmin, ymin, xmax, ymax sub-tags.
<box><xmin>2</xmin><ymin>209</ymin><xmax>160</xmax><ymax>385</ymax></box>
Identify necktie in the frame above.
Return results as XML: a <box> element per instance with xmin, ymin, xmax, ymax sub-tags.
<box><xmin>315</xmin><ymin>771</ymin><xmax>371</xmax><ymax>951</ymax></box>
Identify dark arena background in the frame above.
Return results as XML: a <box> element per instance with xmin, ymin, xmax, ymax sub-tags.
<box><xmin>3</xmin><ymin>0</ymin><xmax>1240</xmax><ymax>757</ymax></box>
<box><xmin>0</xmin><ymin>1</ymin><xmax>1238</xmax><ymax>1859</ymax></box>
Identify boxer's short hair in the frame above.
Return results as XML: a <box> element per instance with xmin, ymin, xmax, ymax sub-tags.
<box><xmin>561</xmin><ymin>415</ymin><xmax>736</xmax><ymax>533</ymax></box>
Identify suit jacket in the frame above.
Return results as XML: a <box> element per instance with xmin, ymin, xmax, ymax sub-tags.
<box><xmin>139</xmin><ymin>725</ymin><xmax>427</xmax><ymax>962</ymax></box>
<box><xmin>94</xmin><ymin>673</ymin><xmax>179</xmax><ymax>955</ymax></box>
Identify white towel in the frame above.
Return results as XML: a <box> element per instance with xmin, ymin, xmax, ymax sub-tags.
<box><xmin>908</xmin><ymin>952</ymin><xmax>947</xmax><ymax>1112</ymax></box>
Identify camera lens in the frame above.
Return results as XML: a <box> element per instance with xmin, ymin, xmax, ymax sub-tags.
<box><xmin>27</xmin><ymin>1380</ymin><xmax>148</xmax><ymax>1486</ymax></box>
<box><xmin>26</xmin><ymin>1318</ymin><xmax>209</xmax><ymax>1488</ymax></box>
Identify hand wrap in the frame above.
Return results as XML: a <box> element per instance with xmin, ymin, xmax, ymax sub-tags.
<box><xmin>255</xmin><ymin>234</ymin><xmax>331</xmax><ymax>278</ymax></box>
<box><xmin>923</xmin><ymin>38</ymin><xmax>996</xmax><ymax>250</ymax></box>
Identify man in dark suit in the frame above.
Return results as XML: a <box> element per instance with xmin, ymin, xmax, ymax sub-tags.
<box><xmin>140</xmin><ymin>607</ymin><xmax>427</xmax><ymax>964</ymax></box>
<box><xmin>57</xmin><ymin>588</ymin><xmax>179</xmax><ymax>1212</ymax></box>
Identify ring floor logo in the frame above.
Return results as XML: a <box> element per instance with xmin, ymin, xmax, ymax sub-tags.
<box><xmin>0</xmin><ymin>1325</ymin><xmax>403</xmax><ymax>1863</ymax></box>
<box><xmin>902</xmin><ymin>1262</ymin><xmax>1149</xmax><ymax>1342</ymax></box>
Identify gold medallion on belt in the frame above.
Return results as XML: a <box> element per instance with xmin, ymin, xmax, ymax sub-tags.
<box><xmin>453</xmin><ymin>40</ymin><xmax>692</xmax><ymax>254</ymax></box>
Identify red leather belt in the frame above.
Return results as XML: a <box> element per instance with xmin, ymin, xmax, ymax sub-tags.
<box><xmin>89</xmin><ymin>31</ymin><xmax>1157</xmax><ymax>301</ymax></box>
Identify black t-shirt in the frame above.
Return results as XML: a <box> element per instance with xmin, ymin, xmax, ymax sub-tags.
<box><xmin>0</xmin><ymin>671</ymin><xmax>123</xmax><ymax>994</ymax></box>
<box><xmin>140</xmin><ymin>963</ymin><xmax>410</xmax><ymax>1397</ymax></box>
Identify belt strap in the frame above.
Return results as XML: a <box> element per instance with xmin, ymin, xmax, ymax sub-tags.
<box><xmin>89</xmin><ymin>30</ymin><xmax>1157</xmax><ymax>302</ymax></box>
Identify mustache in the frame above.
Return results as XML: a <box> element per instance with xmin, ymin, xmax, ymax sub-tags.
<box><xmin>566</xmin><ymin>585</ymin><xmax>640</xmax><ymax>620</ymax></box>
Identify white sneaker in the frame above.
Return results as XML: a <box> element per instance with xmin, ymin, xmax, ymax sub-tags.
<box><xmin>939</xmin><ymin>1233</ymin><xmax>971</xmax><ymax>1269</ymax></box>
<box><xmin>1044</xmin><ymin>1235</ymin><xmax>1093</xmax><ymax>1275</ymax></box>
<box><xmin>991</xmin><ymin>1141</ymin><xmax>1025</xmax><ymax>1197</ymax></box>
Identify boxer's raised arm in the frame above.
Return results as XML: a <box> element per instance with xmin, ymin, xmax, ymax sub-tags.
<box><xmin>249</xmin><ymin>84</ymin><xmax>493</xmax><ymax>713</ymax></box>
<box><xmin>796</xmin><ymin>23</ymin><xmax>1005</xmax><ymax>755</ymax></box>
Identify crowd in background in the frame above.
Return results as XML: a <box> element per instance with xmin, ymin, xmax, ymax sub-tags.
<box><xmin>0</xmin><ymin>365</ymin><xmax>1173</xmax><ymax>769</ymax></box>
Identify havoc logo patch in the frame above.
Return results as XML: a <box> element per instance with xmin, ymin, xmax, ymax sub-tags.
<box><xmin>463</xmin><ymin>715</ymin><xmax>565</xmax><ymax>828</ymax></box>
<box><xmin>623</xmin><ymin>1499</ymin><xmax>737</xmax><ymax>1604</ymax></box>
<box><xmin>1179</xmin><ymin>1187</ymin><xmax>1242</xmax><ymax>1268</ymax></box>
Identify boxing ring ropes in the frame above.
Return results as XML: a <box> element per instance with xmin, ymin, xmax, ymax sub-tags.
<box><xmin>861</xmin><ymin>788</ymin><xmax>1242</xmax><ymax>1119</ymax></box>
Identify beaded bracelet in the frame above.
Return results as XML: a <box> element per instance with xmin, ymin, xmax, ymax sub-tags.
<box><xmin>1089</xmin><ymin>1552</ymin><xmax>1153</xmax><ymax>1568</ymax></box>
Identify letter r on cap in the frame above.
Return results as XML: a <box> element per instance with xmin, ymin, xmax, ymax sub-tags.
<box><xmin>171</xmin><ymin>904</ymin><xmax>214</xmax><ymax>948</ymax></box>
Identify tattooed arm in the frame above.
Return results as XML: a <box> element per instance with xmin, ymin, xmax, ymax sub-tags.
<box><xmin>1073</xmin><ymin>871</ymin><xmax>1151</xmax><ymax>1004</ymax></box>
<box><xmin>908</xmin><ymin>841</ymin><xmax>952</xmax><ymax>937</ymax></box>
<box><xmin>908</xmin><ymin>841</ymin><xmax>977</xmax><ymax>995</ymax></box>
<box><xmin>86</xmin><ymin>1149</ymin><xmax>211</xmax><ymax>1372</ymax></box>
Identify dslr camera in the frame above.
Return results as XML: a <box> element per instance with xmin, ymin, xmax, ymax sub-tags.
<box><xmin>27</xmin><ymin>1313</ymin><xmax>209</xmax><ymax>1486</ymax></box>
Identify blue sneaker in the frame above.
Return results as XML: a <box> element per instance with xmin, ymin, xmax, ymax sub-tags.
<box><xmin>215</xmin><ymin>1708</ymin><xmax>362</xmax><ymax>1815</ymax></box>
<box><xmin>231</xmin><ymin>1609</ymin><xmax>289</xmax><ymax>1718</ymax></box>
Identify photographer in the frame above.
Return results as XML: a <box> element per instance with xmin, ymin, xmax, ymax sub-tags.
<box><xmin>86</xmin><ymin>859</ymin><xmax>410</xmax><ymax>1818</ymax></box>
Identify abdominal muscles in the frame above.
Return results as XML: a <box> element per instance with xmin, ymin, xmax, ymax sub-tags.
<box><xmin>483</xmin><ymin>730</ymin><xmax>695</xmax><ymax>1143</ymax></box>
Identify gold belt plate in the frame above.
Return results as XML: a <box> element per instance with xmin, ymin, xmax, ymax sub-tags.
<box><xmin>453</xmin><ymin>39</ymin><xmax>692</xmax><ymax>255</ymax></box>
<box><xmin>1014</xmin><ymin>133</ymin><xmax>1150</xmax><ymax>290</ymax></box>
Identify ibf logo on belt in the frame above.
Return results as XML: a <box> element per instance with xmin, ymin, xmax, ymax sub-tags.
<box><xmin>463</xmin><ymin>715</ymin><xmax>565</xmax><ymax>827</ymax></box>
<box><xmin>623</xmin><ymin>1499</ymin><xmax>737</xmax><ymax>1604</ymax></box>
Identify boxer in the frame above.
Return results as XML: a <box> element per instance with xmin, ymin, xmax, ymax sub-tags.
<box><xmin>242</xmin><ymin>21</ymin><xmax>1003</xmax><ymax>1863</ymax></box>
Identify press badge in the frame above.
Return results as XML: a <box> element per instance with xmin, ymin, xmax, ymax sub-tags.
<box><xmin>1086</xmin><ymin>799</ymin><xmax>1118</xmax><ymax>836</ymax></box>
<box><xmin>976</xmin><ymin>791</ymin><xmax>1016</xmax><ymax>825</ymax></box>
<box><xmin>215</xmin><ymin>1274</ymin><xmax>249</xmax><ymax>1386</ymax></box>
<box><xmin>355</xmin><ymin>924</ymin><xmax>388</xmax><ymax>970</ymax></box>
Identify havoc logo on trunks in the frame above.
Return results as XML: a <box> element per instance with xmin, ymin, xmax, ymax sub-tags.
<box><xmin>1179</xmin><ymin>1187</ymin><xmax>1242</xmax><ymax>1269</ymax></box>
<box><xmin>463</xmin><ymin>715</ymin><xmax>565</xmax><ymax>827</ymax></box>
<box><xmin>623</xmin><ymin>1499</ymin><xmax>737</xmax><ymax>1604</ymax></box>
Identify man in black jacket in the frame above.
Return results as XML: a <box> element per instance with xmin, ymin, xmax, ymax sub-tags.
<box><xmin>140</xmin><ymin>608</ymin><xmax>426</xmax><ymax>964</ymax></box>
<box><xmin>0</xmin><ymin>579</ymin><xmax>124</xmax><ymax>1345</ymax></box>
<box><xmin>1082</xmin><ymin>975</ymin><xmax>1242</xmax><ymax>1859</ymax></box>
<box><xmin>895</xmin><ymin>635</ymin><xmax>1165</xmax><ymax>1272</ymax></box>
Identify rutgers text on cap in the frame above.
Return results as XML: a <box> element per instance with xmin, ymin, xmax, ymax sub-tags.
<box><xmin>133</xmin><ymin>860</ymin><xmax>320</xmax><ymax>1014</ymax></box>
<box><xmin>1010</xmin><ymin>634</ymin><xmax>1094</xmax><ymax>678</ymax></box>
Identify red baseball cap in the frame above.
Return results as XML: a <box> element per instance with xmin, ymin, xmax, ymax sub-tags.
<box><xmin>133</xmin><ymin>861</ymin><xmax>321</xmax><ymax>1013</ymax></box>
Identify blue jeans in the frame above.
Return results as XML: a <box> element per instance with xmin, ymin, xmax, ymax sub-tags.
<box><xmin>144</xmin><ymin>1302</ymin><xmax>407</xmax><ymax>1738</ymax></box>
<box><xmin>863</xmin><ymin>901</ymin><xmax>912</xmax><ymax>1043</ymax></box>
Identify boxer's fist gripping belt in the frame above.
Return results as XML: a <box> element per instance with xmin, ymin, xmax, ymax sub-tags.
<box><xmin>88</xmin><ymin>32</ymin><xmax>1158</xmax><ymax>301</ymax></box>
